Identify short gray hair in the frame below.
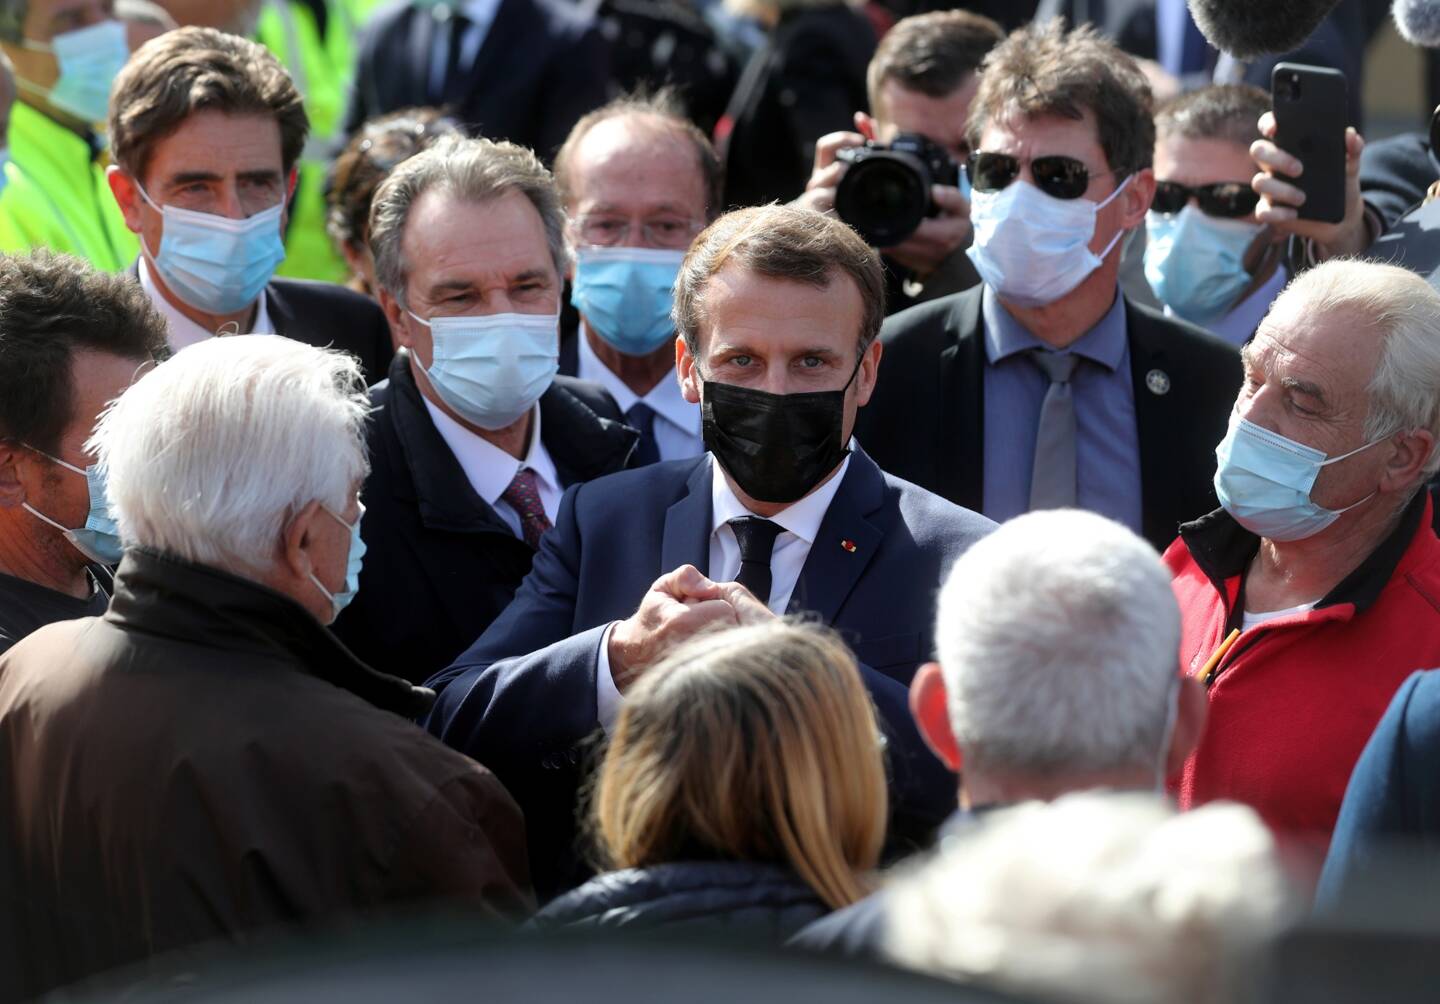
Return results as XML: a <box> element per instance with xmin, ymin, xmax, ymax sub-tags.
<box><xmin>1275</xmin><ymin>259</ymin><xmax>1440</xmax><ymax>481</ymax></box>
<box><xmin>884</xmin><ymin>793</ymin><xmax>1297</xmax><ymax>1004</ymax></box>
<box><xmin>369</xmin><ymin>134</ymin><xmax>570</xmax><ymax>304</ymax></box>
<box><xmin>672</xmin><ymin>204</ymin><xmax>884</xmax><ymax>360</ymax></box>
<box><xmin>934</xmin><ymin>509</ymin><xmax>1181</xmax><ymax>776</ymax></box>
<box><xmin>88</xmin><ymin>335</ymin><xmax>370</xmax><ymax>577</ymax></box>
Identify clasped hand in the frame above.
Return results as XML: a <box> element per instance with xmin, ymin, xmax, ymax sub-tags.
<box><xmin>607</xmin><ymin>565</ymin><xmax>775</xmax><ymax>691</ymax></box>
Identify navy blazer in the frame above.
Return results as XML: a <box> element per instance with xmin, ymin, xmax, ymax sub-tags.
<box><xmin>1317</xmin><ymin>670</ymin><xmax>1440</xmax><ymax>912</ymax></box>
<box><xmin>423</xmin><ymin>448</ymin><xmax>994</xmax><ymax>896</ymax></box>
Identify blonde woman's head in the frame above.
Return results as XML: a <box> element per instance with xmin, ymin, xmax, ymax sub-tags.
<box><xmin>593</xmin><ymin>619</ymin><xmax>888</xmax><ymax>909</ymax></box>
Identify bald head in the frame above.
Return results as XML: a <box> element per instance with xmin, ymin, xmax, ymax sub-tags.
<box><xmin>554</xmin><ymin>95</ymin><xmax>720</xmax><ymax>228</ymax></box>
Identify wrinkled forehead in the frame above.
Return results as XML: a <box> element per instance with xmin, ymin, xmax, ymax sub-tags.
<box><xmin>1248</xmin><ymin>297</ymin><xmax>1383</xmax><ymax>400</ymax></box>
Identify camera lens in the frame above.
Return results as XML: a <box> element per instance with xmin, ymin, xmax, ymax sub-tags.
<box><xmin>834</xmin><ymin>154</ymin><xmax>929</xmax><ymax>246</ymax></box>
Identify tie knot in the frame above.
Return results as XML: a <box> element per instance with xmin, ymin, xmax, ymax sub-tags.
<box><xmin>501</xmin><ymin>468</ymin><xmax>543</xmax><ymax>509</ymax></box>
<box><xmin>728</xmin><ymin>516</ymin><xmax>783</xmax><ymax>563</ymax></box>
<box><xmin>1030</xmin><ymin>350</ymin><xmax>1081</xmax><ymax>384</ymax></box>
<box><xmin>625</xmin><ymin>402</ymin><xmax>657</xmax><ymax>435</ymax></box>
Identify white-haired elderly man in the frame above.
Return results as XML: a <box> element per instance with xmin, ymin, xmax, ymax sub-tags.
<box><xmin>883</xmin><ymin>792</ymin><xmax>1298</xmax><ymax>1004</ymax></box>
<box><xmin>1165</xmin><ymin>259</ymin><xmax>1440</xmax><ymax>873</ymax></box>
<box><xmin>792</xmin><ymin>508</ymin><xmax>1208</xmax><ymax>957</ymax></box>
<box><xmin>0</xmin><ymin>335</ymin><xmax>532</xmax><ymax>1001</ymax></box>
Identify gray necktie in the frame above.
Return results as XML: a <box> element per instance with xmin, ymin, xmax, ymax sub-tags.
<box><xmin>1028</xmin><ymin>350</ymin><xmax>1081</xmax><ymax>510</ymax></box>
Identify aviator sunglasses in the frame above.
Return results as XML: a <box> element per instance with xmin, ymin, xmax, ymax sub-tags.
<box><xmin>1151</xmin><ymin>180</ymin><xmax>1260</xmax><ymax>219</ymax></box>
<box><xmin>966</xmin><ymin>151</ymin><xmax>1112</xmax><ymax>200</ymax></box>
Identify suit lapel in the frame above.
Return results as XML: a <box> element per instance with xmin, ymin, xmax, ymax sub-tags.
<box><xmin>1126</xmin><ymin>301</ymin><xmax>1183</xmax><ymax>547</ymax></box>
<box><xmin>787</xmin><ymin>450</ymin><xmax>885</xmax><ymax>625</ymax></box>
<box><xmin>661</xmin><ymin>459</ymin><xmax>714</xmax><ymax>575</ymax></box>
<box><xmin>938</xmin><ymin>289</ymin><xmax>986</xmax><ymax>513</ymax></box>
<box><xmin>409</xmin><ymin>5</ymin><xmax>442</xmax><ymax>105</ymax></box>
<box><xmin>449</xmin><ymin>0</ymin><xmax>523</xmax><ymax>115</ymax></box>
<box><xmin>262</xmin><ymin>283</ymin><xmax>290</xmax><ymax>338</ymax></box>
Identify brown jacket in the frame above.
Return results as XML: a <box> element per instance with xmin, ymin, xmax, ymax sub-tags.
<box><xmin>0</xmin><ymin>549</ymin><xmax>533</xmax><ymax>1000</ymax></box>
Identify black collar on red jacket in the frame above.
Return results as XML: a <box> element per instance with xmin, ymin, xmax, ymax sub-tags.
<box><xmin>106</xmin><ymin>547</ymin><xmax>434</xmax><ymax>718</ymax></box>
<box><xmin>1178</xmin><ymin>490</ymin><xmax>1428</xmax><ymax>616</ymax></box>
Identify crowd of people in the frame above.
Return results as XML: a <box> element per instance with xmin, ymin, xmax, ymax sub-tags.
<box><xmin>0</xmin><ymin>0</ymin><xmax>1439</xmax><ymax>1001</ymax></box>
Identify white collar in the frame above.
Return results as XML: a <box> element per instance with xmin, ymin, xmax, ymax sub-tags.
<box><xmin>577</xmin><ymin>323</ymin><xmax>701</xmax><ymax>436</ymax></box>
<box><xmin>138</xmin><ymin>255</ymin><xmax>273</xmax><ymax>352</ymax></box>
<box><xmin>708</xmin><ymin>450</ymin><xmax>852</xmax><ymax>544</ymax></box>
<box><xmin>420</xmin><ymin>393</ymin><xmax>558</xmax><ymax>507</ymax></box>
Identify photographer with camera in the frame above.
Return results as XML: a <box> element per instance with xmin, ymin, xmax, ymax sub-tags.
<box><xmin>795</xmin><ymin>10</ymin><xmax>1002</xmax><ymax>314</ymax></box>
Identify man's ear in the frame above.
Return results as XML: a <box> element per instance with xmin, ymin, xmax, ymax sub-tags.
<box><xmin>378</xmin><ymin>287</ymin><xmax>417</xmax><ymax>351</ymax></box>
<box><xmin>106</xmin><ymin>165</ymin><xmax>145</xmax><ymax>235</ymax></box>
<box><xmin>281</xmin><ymin>499</ymin><xmax>325</xmax><ymax>582</ymax></box>
<box><xmin>1119</xmin><ymin>167</ymin><xmax>1156</xmax><ymax>230</ymax></box>
<box><xmin>677</xmin><ymin>334</ymin><xmax>701</xmax><ymax>405</ymax></box>
<box><xmin>853</xmin><ymin>336</ymin><xmax>883</xmax><ymax>409</ymax></box>
<box><xmin>0</xmin><ymin>444</ymin><xmax>27</xmax><ymax>506</ymax></box>
<box><xmin>1380</xmin><ymin>429</ymin><xmax>1435</xmax><ymax>496</ymax></box>
<box><xmin>1165</xmin><ymin>676</ymin><xmax>1208</xmax><ymax>778</ymax></box>
<box><xmin>909</xmin><ymin>661</ymin><xmax>962</xmax><ymax>772</ymax></box>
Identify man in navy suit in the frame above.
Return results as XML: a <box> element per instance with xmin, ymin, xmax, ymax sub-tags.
<box><xmin>424</xmin><ymin>204</ymin><xmax>996</xmax><ymax>896</ymax></box>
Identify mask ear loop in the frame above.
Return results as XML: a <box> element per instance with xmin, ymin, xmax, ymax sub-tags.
<box><xmin>1091</xmin><ymin>174</ymin><xmax>1135</xmax><ymax>261</ymax></box>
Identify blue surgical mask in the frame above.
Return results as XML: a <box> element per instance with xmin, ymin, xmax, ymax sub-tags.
<box><xmin>20</xmin><ymin>20</ymin><xmax>129</xmax><ymax>125</ymax></box>
<box><xmin>1145</xmin><ymin>206</ymin><xmax>1263</xmax><ymax>325</ymax></box>
<box><xmin>308</xmin><ymin>502</ymin><xmax>366</xmax><ymax>621</ymax></box>
<box><xmin>967</xmin><ymin>176</ymin><xmax>1131</xmax><ymax>308</ymax></box>
<box><xmin>137</xmin><ymin>183</ymin><xmax>287</xmax><ymax>315</ymax></box>
<box><xmin>21</xmin><ymin>447</ymin><xmax>123</xmax><ymax>565</ymax></box>
<box><xmin>408</xmin><ymin>310</ymin><xmax>559</xmax><ymax>430</ymax></box>
<box><xmin>570</xmin><ymin>247</ymin><xmax>685</xmax><ymax>356</ymax></box>
<box><xmin>1214</xmin><ymin>413</ymin><xmax>1386</xmax><ymax>541</ymax></box>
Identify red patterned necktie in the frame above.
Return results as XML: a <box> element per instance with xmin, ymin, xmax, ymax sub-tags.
<box><xmin>500</xmin><ymin>468</ymin><xmax>553</xmax><ymax>548</ymax></box>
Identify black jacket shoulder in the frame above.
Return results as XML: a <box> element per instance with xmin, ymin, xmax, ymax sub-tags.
<box><xmin>266</xmin><ymin>278</ymin><xmax>395</xmax><ymax>386</ymax></box>
<box><xmin>532</xmin><ymin>861</ymin><xmax>831</xmax><ymax>942</ymax></box>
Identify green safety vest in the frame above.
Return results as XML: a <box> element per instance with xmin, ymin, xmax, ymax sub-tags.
<box><xmin>0</xmin><ymin>102</ymin><xmax>138</xmax><ymax>272</ymax></box>
<box><xmin>258</xmin><ymin>0</ymin><xmax>387</xmax><ymax>284</ymax></box>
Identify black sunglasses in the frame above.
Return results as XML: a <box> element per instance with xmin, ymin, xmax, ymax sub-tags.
<box><xmin>1152</xmin><ymin>180</ymin><xmax>1260</xmax><ymax>219</ymax></box>
<box><xmin>966</xmin><ymin>151</ymin><xmax>1108</xmax><ymax>200</ymax></box>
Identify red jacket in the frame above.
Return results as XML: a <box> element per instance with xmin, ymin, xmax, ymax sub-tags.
<box><xmin>1164</xmin><ymin>493</ymin><xmax>1440</xmax><ymax>861</ymax></box>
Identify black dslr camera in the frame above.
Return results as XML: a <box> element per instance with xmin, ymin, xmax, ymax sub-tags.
<box><xmin>833</xmin><ymin>133</ymin><xmax>960</xmax><ymax>247</ymax></box>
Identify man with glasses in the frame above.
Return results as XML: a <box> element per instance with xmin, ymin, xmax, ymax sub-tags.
<box><xmin>1143</xmin><ymin>85</ymin><xmax>1287</xmax><ymax>347</ymax></box>
<box><xmin>0</xmin><ymin>0</ymin><xmax>137</xmax><ymax>271</ymax></box>
<box><xmin>857</xmin><ymin>20</ymin><xmax>1241</xmax><ymax>552</ymax></box>
<box><xmin>552</xmin><ymin>92</ymin><xmax>718</xmax><ymax>463</ymax></box>
<box><xmin>104</xmin><ymin>27</ymin><xmax>392</xmax><ymax>383</ymax></box>
<box><xmin>330</xmin><ymin>135</ymin><xmax>637</xmax><ymax>684</ymax></box>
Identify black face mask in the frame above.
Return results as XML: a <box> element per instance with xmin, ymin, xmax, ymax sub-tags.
<box><xmin>700</xmin><ymin>357</ymin><xmax>862</xmax><ymax>505</ymax></box>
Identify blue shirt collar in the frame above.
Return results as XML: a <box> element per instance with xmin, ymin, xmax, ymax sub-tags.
<box><xmin>982</xmin><ymin>284</ymin><xmax>1129</xmax><ymax>372</ymax></box>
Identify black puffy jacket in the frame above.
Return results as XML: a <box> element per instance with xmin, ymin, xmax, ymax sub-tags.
<box><xmin>532</xmin><ymin>861</ymin><xmax>832</xmax><ymax>942</ymax></box>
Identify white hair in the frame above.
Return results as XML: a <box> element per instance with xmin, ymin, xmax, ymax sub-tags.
<box><xmin>89</xmin><ymin>335</ymin><xmax>370</xmax><ymax>575</ymax></box>
<box><xmin>884</xmin><ymin>792</ymin><xmax>1298</xmax><ymax>1004</ymax></box>
<box><xmin>934</xmin><ymin>509</ymin><xmax>1180</xmax><ymax>776</ymax></box>
<box><xmin>1275</xmin><ymin>259</ymin><xmax>1440</xmax><ymax>480</ymax></box>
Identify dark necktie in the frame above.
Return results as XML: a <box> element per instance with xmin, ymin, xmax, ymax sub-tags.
<box><xmin>1028</xmin><ymin>350</ymin><xmax>1081</xmax><ymax>510</ymax></box>
<box><xmin>728</xmin><ymin>516</ymin><xmax>783</xmax><ymax>607</ymax></box>
<box><xmin>500</xmin><ymin>468</ymin><xmax>553</xmax><ymax>548</ymax></box>
<box><xmin>625</xmin><ymin>402</ymin><xmax>661</xmax><ymax>467</ymax></box>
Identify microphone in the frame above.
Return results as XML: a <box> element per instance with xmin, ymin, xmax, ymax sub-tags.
<box><xmin>1394</xmin><ymin>0</ymin><xmax>1440</xmax><ymax>47</ymax></box>
<box><xmin>1186</xmin><ymin>0</ymin><xmax>1343</xmax><ymax>59</ymax></box>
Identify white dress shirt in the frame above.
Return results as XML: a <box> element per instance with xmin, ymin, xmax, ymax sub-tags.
<box><xmin>139</xmin><ymin>256</ymin><xmax>274</xmax><ymax>352</ymax></box>
<box><xmin>421</xmin><ymin>396</ymin><xmax>562</xmax><ymax>539</ymax></box>
<box><xmin>595</xmin><ymin>452</ymin><xmax>853</xmax><ymax>727</ymax></box>
<box><xmin>428</xmin><ymin>0</ymin><xmax>504</xmax><ymax>100</ymax></box>
<box><xmin>577</xmin><ymin>324</ymin><xmax>704</xmax><ymax>461</ymax></box>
